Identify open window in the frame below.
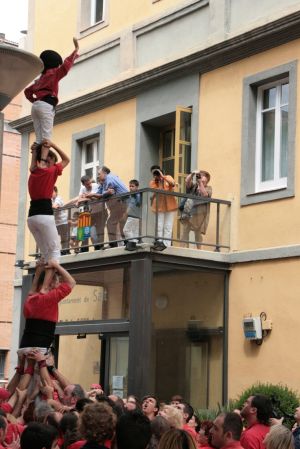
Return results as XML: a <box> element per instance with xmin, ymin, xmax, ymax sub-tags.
<box><xmin>159</xmin><ymin>106</ymin><xmax>192</xmax><ymax>191</ymax></box>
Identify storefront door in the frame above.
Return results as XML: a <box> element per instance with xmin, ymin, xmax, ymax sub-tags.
<box><xmin>56</xmin><ymin>332</ymin><xmax>129</xmax><ymax>397</ymax></box>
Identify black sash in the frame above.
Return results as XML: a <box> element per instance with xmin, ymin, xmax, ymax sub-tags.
<box><xmin>20</xmin><ymin>318</ymin><xmax>56</xmax><ymax>348</ymax></box>
<box><xmin>28</xmin><ymin>199</ymin><xmax>53</xmax><ymax>217</ymax></box>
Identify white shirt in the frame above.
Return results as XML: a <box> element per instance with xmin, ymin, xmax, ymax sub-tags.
<box><xmin>52</xmin><ymin>195</ymin><xmax>68</xmax><ymax>225</ymax></box>
<box><xmin>78</xmin><ymin>182</ymin><xmax>99</xmax><ymax>196</ymax></box>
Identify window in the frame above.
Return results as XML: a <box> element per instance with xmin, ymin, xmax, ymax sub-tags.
<box><xmin>241</xmin><ymin>61</ymin><xmax>296</xmax><ymax>205</ymax></box>
<box><xmin>80</xmin><ymin>0</ymin><xmax>105</xmax><ymax>32</ymax></box>
<box><xmin>90</xmin><ymin>0</ymin><xmax>104</xmax><ymax>25</ymax></box>
<box><xmin>81</xmin><ymin>138</ymin><xmax>99</xmax><ymax>181</ymax></box>
<box><xmin>255</xmin><ymin>79</ymin><xmax>288</xmax><ymax>192</ymax></box>
<box><xmin>159</xmin><ymin>106</ymin><xmax>192</xmax><ymax>193</ymax></box>
<box><xmin>0</xmin><ymin>351</ymin><xmax>7</xmax><ymax>379</ymax></box>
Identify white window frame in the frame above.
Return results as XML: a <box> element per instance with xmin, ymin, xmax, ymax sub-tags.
<box><xmin>79</xmin><ymin>0</ymin><xmax>108</xmax><ymax>36</ymax></box>
<box><xmin>90</xmin><ymin>0</ymin><xmax>105</xmax><ymax>26</ymax></box>
<box><xmin>255</xmin><ymin>77</ymin><xmax>289</xmax><ymax>193</ymax></box>
<box><xmin>81</xmin><ymin>138</ymin><xmax>99</xmax><ymax>181</ymax></box>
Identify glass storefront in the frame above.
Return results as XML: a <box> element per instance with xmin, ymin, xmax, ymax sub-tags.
<box><xmin>56</xmin><ymin>266</ymin><xmax>130</xmax><ymax>395</ymax></box>
<box><xmin>51</xmin><ymin>259</ymin><xmax>226</xmax><ymax>406</ymax></box>
<box><xmin>58</xmin><ymin>334</ymin><xmax>129</xmax><ymax>396</ymax></box>
<box><xmin>58</xmin><ymin>334</ymin><xmax>102</xmax><ymax>391</ymax></box>
<box><xmin>151</xmin><ymin>265</ymin><xmax>224</xmax><ymax>408</ymax></box>
<box><xmin>58</xmin><ymin>267</ymin><xmax>130</xmax><ymax>322</ymax></box>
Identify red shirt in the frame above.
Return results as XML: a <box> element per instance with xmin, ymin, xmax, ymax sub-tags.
<box><xmin>222</xmin><ymin>441</ymin><xmax>245</xmax><ymax>449</ymax></box>
<box><xmin>28</xmin><ymin>162</ymin><xmax>63</xmax><ymax>200</ymax></box>
<box><xmin>68</xmin><ymin>441</ymin><xmax>86</xmax><ymax>449</ymax></box>
<box><xmin>241</xmin><ymin>423</ymin><xmax>269</xmax><ymax>449</ymax></box>
<box><xmin>5</xmin><ymin>423</ymin><xmax>24</xmax><ymax>445</ymax></box>
<box><xmin>24</xmin><ymin>283</ymin><xmax>72</xmax><ymax>322</ymax></box>
<box><xmin>0</xmin><ymin>403</ymin><xmax>12</xmax><ymax>413</ymax></box>
<box><xmin>24</xmin><ymin>50</ymin><xmax>78</xmax><ymax>103</ymax></box>
<box><xmin>183</xmin><ymin>424</ymin><xmax>198</xmax><ymax>440</ymax></box>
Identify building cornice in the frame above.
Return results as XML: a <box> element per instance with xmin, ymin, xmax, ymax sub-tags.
<box><xmin>11</xmin><ymin>9</ymin><xmax>300</xmax><ymax>132</ymax></box>
<box><xmin>24</xmin><ymin>243</ymin><xmax>300</xmax><ymax>272</ymax></box>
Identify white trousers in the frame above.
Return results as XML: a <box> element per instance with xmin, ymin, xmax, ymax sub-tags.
<box><xmin>31</xmin><ymin>100</ymin><xmax>55</xmax><ymax>143</ymax></box>
<box><xmin>123</xmin><ymin>217</ymin><xmax>140</xmax><ymax>243</ymax></box>
<box><xmin>18</xmin><ymin>347</ymin><xmax>48</xmax><ymax>357</ymax></box>
<box><xmin>27</xmin><ymin>215</ymin><xmax>61</xmax><ymax>262</ymax></box>
<box><xmin>157</xmin><ymin>211</ymin><xmax>175</xmax><ymax>246</ymax></box>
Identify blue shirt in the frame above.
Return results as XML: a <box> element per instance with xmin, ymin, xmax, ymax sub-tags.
<box><xmin>97</xmin><ymin>173</ymin><xmax>128</xmax><ymax>196</ymax></box>
<box><xmin>126</xmin><ymin>192</ymin><xmax>142</xmax><ymax>218</ymax></box>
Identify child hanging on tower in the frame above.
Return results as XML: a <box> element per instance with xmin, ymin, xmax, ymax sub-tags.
<box><xmin>24</xmin><ymin>37</ymin><xmax>79</xmax><ymax>163</ymax></box>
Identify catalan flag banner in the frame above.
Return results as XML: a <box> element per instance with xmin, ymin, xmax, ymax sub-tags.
<box><xmin>77</xmin><ymin>211</ymin><xmax>91</xmax><ymax>241</ymax></box>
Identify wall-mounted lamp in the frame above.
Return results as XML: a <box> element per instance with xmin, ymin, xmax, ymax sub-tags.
<box><xmin>155</xmin><ymin>295</ymin><xmax>169</xmax><ymax>310</ymax></box>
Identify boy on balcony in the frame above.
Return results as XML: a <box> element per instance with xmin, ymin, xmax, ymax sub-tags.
<box><xmin>124</xmin><ymin>179</ymin><xmax>142</xmax><ymax>251</ymax></box>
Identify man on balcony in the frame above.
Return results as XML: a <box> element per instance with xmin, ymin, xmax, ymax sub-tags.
<box><xmin>149</xmin><ymin>165</ymin><xmax>177</xmax><ymax>251</ymax></box>
<box><xmin>87</xmin><ymin>166</ymin><xmax>128</xmax><ymax>248</ymax></box>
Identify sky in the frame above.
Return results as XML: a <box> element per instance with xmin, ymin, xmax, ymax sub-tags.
<box><xmin>0</xmin><ymin>0</ymin><xmax>28</xmax><ymax>42</ymax></box>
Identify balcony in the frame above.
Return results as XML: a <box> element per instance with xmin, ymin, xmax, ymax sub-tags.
<box><xmin>27</xmin><ymin>188</ymin><xmax>231</xmax><ymax>261</ymax></box>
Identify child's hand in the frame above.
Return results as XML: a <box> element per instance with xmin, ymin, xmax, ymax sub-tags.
<box><xmin>73</xmin><ymin>37</ymin><xmax>79</xmax><ymax>51</ymax></box>
<box><xmin>42</xmin><ymin>138</ymin><xmax>51</xmax><ymax>148</ymax></box>
<box><xmin>30</xmin><ymin>142</ymin><xmax>39</xmax><ymax>152</ymax></box>
<box><xmin>46</xmin><ymin>259</ymin><xmax>60</xmax><ymax>269</ymax></box>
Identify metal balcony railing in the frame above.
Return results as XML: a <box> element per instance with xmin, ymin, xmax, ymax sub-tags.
<box><xmin>28</xmin><ymin>188</ymin><xmax>231</xmax><ymax>258</ymax></box>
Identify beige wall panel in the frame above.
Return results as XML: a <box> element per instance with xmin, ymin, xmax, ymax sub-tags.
<box><xmin>198</xmin><ymin>39</ymin><xmax>300</xmax><ymax>250</ymax></box>
<box><xmin>32</xmin><ymin>0</ymin><xmax>78</xmax><ymax>55</ymax></box>
<box><xmin>228</xmin><ymin>259</ymin><xmax>300</xmax><ymax>400</ymax></box>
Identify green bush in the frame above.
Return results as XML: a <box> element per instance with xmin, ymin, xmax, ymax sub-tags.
<box><xmin>195</xmin><ymin>400</ymin><xmax>236</xmax><ymax>422</ymax></box>
<box><xmin>195</xmin><ymin>408</ymin><xmax>219</xmax><ymax>421</ymax></box>
<box><xmin>232</xmin><ymin>382</ymin><xmax>299</xmax><ymax>429</ymax></box>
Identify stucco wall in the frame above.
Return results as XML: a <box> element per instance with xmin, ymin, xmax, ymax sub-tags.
<box><xmin>198</xmin><ymin>39</ymin><xmax>300</xmax><ymax>250</ymax></box>
<box><xmin>1</xmin><ymin>93</ymin><xmax>22</xmax><ymax>379</ymax></box>
<box><xmin>228</xmin><ymin>258</ymin><xmax>300</xmax><ymax>400</ymax></box>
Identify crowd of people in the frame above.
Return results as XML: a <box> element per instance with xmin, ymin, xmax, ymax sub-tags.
<box><xmin>0</xmin><ymin>372</ymin><xmax>299</xmax><ymax>449</ymax></box>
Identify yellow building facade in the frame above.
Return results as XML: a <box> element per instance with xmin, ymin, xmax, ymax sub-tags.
<box><xmin>11</xmin><ymin>0</ymin><xmax>300</xmax><ymax>407</ymax></box>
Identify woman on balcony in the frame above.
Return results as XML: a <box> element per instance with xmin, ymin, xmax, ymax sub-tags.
<box><xmin>180</xmin><ymin>170</ymin><xmax>212</xmax><ymax>249</ymax></box>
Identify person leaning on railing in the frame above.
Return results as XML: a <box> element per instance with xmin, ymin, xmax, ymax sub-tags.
<box><xmin>180</xmin><ymin>170</ymin><xmax>212</xmax><ymax>250</ymax></box>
